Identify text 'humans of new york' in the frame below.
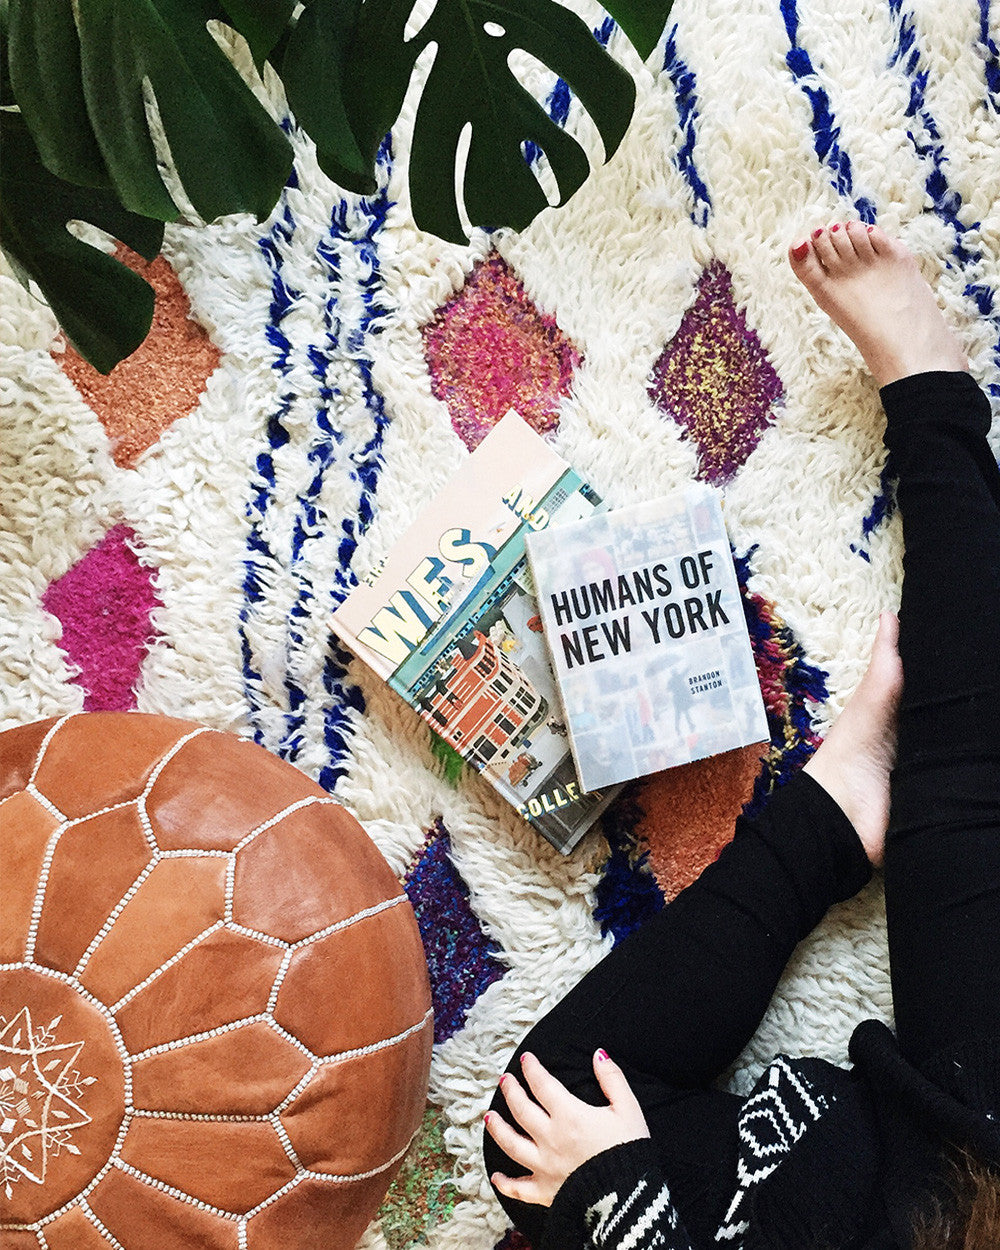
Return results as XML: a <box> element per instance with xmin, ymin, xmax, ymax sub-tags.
<box><xmin>551</xmin><ymin>551</ymin><xmax>730</xmax><ymax>670</ymax></box>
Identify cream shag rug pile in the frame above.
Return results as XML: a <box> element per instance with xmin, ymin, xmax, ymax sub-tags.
<box><xmin>2</xmin><ymin>1</ymin><xmax>999</xmax><ymax>1246</ymax></box>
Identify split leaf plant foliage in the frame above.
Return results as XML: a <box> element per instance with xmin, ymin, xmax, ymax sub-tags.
<box><xmin>1</xmin><ymin>0</ymin><xmax>674</xmax><ymax>373</ymax></box>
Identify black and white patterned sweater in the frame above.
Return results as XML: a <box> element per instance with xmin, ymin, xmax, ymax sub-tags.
<box><xmin>538</xmin><ymin>1027</ymin><xmax>1000</xmax><ymax>1250</ymax></box>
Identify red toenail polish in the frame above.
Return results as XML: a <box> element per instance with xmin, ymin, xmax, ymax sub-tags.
<box><xmin>811</xmin><ymin>228</ymin><xmax>824</xmax><ymax>239</ymax></box>
<box><xmin>791</xmin><ymin>242</ymin><xmax>809</xmax><ymax>261</ymax></box>
<box><xmin>831</xmin><ymin>223</ymin><xmax>840</xmax><ymax>232</ymax></box>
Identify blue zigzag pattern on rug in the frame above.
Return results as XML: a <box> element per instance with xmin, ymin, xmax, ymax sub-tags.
<box><xmin>851</xmin><ymin>459</ymin><xmax>897</xmax><ymax>564</ymax></box>
<box><xmin>661</xmin><ymin>24</ymin><xmax>713</xmax><ymax>227</ymax></box>
<box><xmin>241</xmin><ymin>137</ymin><xmax>394</xmax><ymax>789</ymax></box>
<box><xmin>779</xmin><ymin>0</ymin><xmax>876</xmax><ymax>222</ymax></box>
<box><xmin>888</xmin><ymin>0</ymin><xmax>1000</xmax><ymax>398</ymax></box>
<box><xmin>978</xmin><ymin>0</ymin><xmax>1000</xmax><ymax>111</ymax></box>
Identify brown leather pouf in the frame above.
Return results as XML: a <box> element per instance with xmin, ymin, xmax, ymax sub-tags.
<box><xmin>0</xmin><ymin>713</ymin><xmax>433</xmax><ymax>1250</ymax></box>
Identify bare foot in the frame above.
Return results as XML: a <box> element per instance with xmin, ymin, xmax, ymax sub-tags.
<box><xmin>788</xmin><ymin>222</ymin><xmax>969</xmax><ymax>387</ymax></box>
<box><xmin>802</xmin><ymin>613</ymin><xmax>903</xmax><ymax>868</ymax></box>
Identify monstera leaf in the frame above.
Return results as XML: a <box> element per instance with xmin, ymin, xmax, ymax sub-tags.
<box><xmin>1</xmin><ymin>0</ymin><xmax>677</xmax><ymax>371</ymax></box>
<box><xmin>0</xmin><ymin>111</ymin><xmax>164</xmax><ymax>374</ymax></box>
<box><xmin>7</xmin><ymin>0</ymin><xmax>294</xmax><ymax>223</ymax></box>
<box><xmin>282</xmin><ymin>0</ymin><xmax>641</xmax><ymax>242</ymax></box>
<box><xmin>603</xmin><ymin>0</ymin><xmax>676</xmax><ymax>59</ymax></box>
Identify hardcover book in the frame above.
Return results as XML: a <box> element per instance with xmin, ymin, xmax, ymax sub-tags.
<box><xmin>330</xmin><ymin>411</ymin><xmax>620</xmax><ymax>855</ymax></box>
<box><xmin>525</xmin><ymin>486</ymin><xmax>769</xmax><ymax>792</ymax></box>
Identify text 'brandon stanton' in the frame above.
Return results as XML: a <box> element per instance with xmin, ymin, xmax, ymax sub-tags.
<box><xmin>552</xmin><ymin>552</ymin><xmax>731</xmax><ymax>671</ymax></box>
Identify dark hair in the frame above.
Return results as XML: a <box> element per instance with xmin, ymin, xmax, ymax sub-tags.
<box><xmin>911</xmin><ymin>1145</ymin><xmax>1000</xmax><ymax>1249</ymax></box>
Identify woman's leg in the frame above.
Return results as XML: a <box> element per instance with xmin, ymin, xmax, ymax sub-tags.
<box><xmin>484</xmin><ymin>715</ymin><xmax>881</xmax><ymax>1239</ymax></box>
<box><xmin>790</xmin><ymin>224</ymin><xmax>1000</xmax><ymax>1071</ymax></box>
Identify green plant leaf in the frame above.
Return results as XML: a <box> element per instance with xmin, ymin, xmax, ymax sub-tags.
<box><xmin>415</xmin><ymin>0</ymin><xmax>636</xmax><ymax>240</ymax></box>
<box><xmin>602</xmin><ymin>0</ymin><xmax>677</xmax><ymax>60</ymax></box>
<box><xmin>7</xmin><ymin>0</ymin><xmax>110</xmax><ymax>188</ymax></box>
<box><xmin>429</xmin><ymin>730</ymin><xmax>466</xmax><ymax>787</ymax></box>
<box><xmin>280</xmin><ymin>0</ymin><xmax>374</xmax><ymax>191</ymax></box>
<box><xmin>0</xmin><ymin>110</ymin><xmax>164</xmax><ymax>375</ymax></box>
<box><xmin>217</xmin><ymin>0</ymin><xmax>297</xmax><ymax>67</ymax></box>
<box><xmin>9</xmin><ymin>0</ymin><xmax>294</xmax><ymax>224</ymax></box>
<box><xmin>293</xmin><ymin>0</ymin><xmax>636</xmax><ymax>241</ymax></box>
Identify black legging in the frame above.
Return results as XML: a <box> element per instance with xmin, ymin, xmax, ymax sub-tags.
<box><xmin>483</xmin><ymin>371</ymin><xmax>1000</xmax><ymax>1245</ymax></box>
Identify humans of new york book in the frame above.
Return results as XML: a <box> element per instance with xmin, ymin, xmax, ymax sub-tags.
<box><xmin>551</xmin><ymin>550</ymin><xmax>730</xmax><ymax>671</ymax></box>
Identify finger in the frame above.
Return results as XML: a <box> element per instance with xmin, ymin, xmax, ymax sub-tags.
<box><xmin>592</xmin><ymin>1049</ymin><xmax>642</xmax><ymax>1112</ymax></box>
<box><xmin>876</xmin><ymin>610</ymin><xmax>900</xmax><ymax>653</ymax></box>
<box><xmin>491</xmin><ymin>1170</ymin><xmax>545</xmax><ymax>1207</ymax></box>
<box><xmin>499</xmin><ymin>1072</ymin><xmax>549</xmax><ymax>1136</ymax></box>
<box><xmin>518</xmin><ymin>1052</ymin><xmax>574</xmax><ymax>1115</ymax></box>
<box><xmin>484</xmin><ymin>1111</ymin><xmax>538</xmax><ymax>1169</ymax></box>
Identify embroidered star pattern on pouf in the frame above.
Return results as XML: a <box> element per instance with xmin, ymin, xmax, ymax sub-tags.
<box><xmin>0</xmin><ymin>1008</ymin><xmax>95</xmax><ymax>1201</ymax></box>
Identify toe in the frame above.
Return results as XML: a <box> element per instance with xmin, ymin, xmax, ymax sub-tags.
<box><xmin>865</xmin><ymin>223</ymin><xmax>899</xmax><ymax>257</ymax></box>
<box><xmin>788</xmin><ymin>236</ymin><xmax>829</xmax><ymax>286</ymax></box>
<box><xmin>844</xmin><ymin>219</ymin><xmax>876</xmax><ymax>261</ymax></box>
<box><xmin>812</xmin><ymin>226</ymin><xmax>842</xmax><ymax>271</ymax></box>
<box><xmin>827</xmin><ymin>222</ymin><xmax>855</xmax><ymax>260</ymax></box>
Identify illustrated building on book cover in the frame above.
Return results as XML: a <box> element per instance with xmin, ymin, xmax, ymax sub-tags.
<box><xmin>525</xmin><ymin>486</ymin><xmax>769</xmax><ymax>792</ymax></box>
<box><xmin>330</xmin><ymin>411</ymin><xmax>620</xmax><ymax>855</ymax></box>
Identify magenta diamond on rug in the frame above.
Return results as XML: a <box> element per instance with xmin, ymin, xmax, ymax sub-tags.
<box><xmin>42</xmin><ymin>524</ymin><xmax>161</xmax><ymax>711</ymax></box>
<box><xmin>648</xmin><ymin>262</ymin><xmax>783</xmax><ymax>482</ymax></box>
<box><xmin>423</xmin><ymin>253</ymin><xmax>582</xmax><ymax>450</ymax></box>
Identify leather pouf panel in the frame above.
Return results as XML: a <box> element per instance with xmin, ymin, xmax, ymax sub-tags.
<box><xmin>0</xmin><ymin>713</ymin><xmax>433</xmax><ymax>1249</ymax></box>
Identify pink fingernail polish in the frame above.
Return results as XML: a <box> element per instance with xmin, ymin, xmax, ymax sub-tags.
<box><xmin>596</xmin><ymin>1048</ymin><xmax>609</xmax><ymax>1061</ymax></box>
<box><xmin>498</xmin><ymin>1074</ymin><xmax>507</xmax><ymax>1087</ymax></box>
<box><xmin>867</xmin><ymin>224</ymin><xmax>875</xmax><ymax>232</ymax></box>
<box><xmin>484</xmin><ymin>1113</ymin><xmax>491</xmax><ymax>1125</ymax></box>
<box><xmin>811</xmin><ymin>228</ymin><xmax>824</xmax><ymax>239</ymax></box>
<box><xmin>831</xmin><ymin>223</ymin><xmax>840</xmax><ymax>232</ymax></box>
<box><xmin>791</xmin><ymin>242</ymin><xmax>809</xmax><ymax>261</ymax></box>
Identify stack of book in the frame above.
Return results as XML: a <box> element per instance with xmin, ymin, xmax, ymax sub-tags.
<box><xmin>332</xmin><ymin>412</ymin><xmax>767</xmax><ymax>854</ymax></box>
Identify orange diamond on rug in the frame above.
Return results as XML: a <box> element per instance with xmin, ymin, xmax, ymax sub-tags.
<box><xmin>423</xmin><ymin>253</ymin><xmax>582</xmax><ymax>450</ymax></box>
<box><xmin>58</xmin><ymin>246</ymin><xmax>221</xmax><ymax>468</ymax></box>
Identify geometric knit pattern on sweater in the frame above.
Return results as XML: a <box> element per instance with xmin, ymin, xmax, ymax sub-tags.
<box><xmin>585</xmin><ymin>1173</ymin><xmax>691</xmax><ymax>1250</ymax></box>
<box><xmin>578</xmin><ymin>1057</ymin><xmax>835</xmax><ymax>1250</ymax></box>
<box><xmin>714</xmin><ymin>1057</ymin><xmax>834</xmax><ymax>1244</ymax></box>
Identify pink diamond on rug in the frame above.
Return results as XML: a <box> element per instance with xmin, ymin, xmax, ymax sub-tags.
<box><xmin>648</xmin><ymin>262</ymin><xmax>783</xmax><ymax>482</ymax></box>
<box><xmin>423</xmin><ymin>253</ymin><xmax>582</xmax><ymax>450</ymax></box>
<box><xmin>42</xmin><ymin>525</ymin><xmax>161</xmax><ymax>711</ymax></box>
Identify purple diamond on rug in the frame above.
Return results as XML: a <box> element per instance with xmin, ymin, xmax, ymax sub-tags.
<box><xmin>41</xmin><ymin>524</ymin><xmax>161</xmax><ymax>711</ymax></box>
<box><xmin>403</xmin><ymin>819</ymin><xmax>507</xmax><ymax>1044</ymax></box>
<box><xmin>422</xmin><ymin>253</ymin><xmax>582</xmax><ymax>450</ymax></box>
<box><xmin>648</xmin><ymin>262</ymin><xmax>783</xmax><ymax>482</ymax></box>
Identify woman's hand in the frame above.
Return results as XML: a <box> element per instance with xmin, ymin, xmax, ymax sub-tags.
<box><xmin>485</xmin><ymin>1049</ymin><xmax>650</xmax><ymax>1207</ymax></box>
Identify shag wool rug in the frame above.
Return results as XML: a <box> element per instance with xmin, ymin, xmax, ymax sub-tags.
<box><xmin>2</xmin><ymin>1</ymin><xmax>999</xmax><ymax>1245</ymax></box>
